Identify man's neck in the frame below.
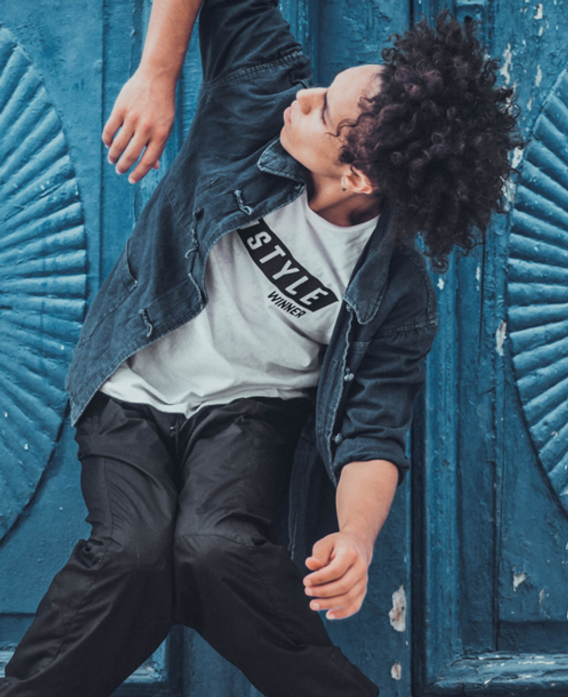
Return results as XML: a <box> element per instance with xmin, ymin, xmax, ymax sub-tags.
<box><xmin>306</xmin><ymin>172</ymin><xmax>383</xmax><ymax>227</ymax></box>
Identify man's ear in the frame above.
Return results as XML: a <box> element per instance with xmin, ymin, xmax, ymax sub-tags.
<box><xmin>341</xmin><ymin>167</ymin><xmax>375</xmax><ymax>195</ymax></box>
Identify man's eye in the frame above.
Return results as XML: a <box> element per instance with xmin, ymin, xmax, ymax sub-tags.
<box><xmin>320</xmin><ymin>91</ymin><xmax>327</xmax><ymax>125</ymax></box>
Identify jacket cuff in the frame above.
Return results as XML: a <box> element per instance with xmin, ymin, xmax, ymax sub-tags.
<box><xmin>332</xmin><ymin>436</ymin><xmax>410</xmax><ymax>487</ymax></box>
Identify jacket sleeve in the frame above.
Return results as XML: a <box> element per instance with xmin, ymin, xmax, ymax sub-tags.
<box><xmin>332</xmin><ymin>252</ymin><xmax>439</xmax><ymax>487</ymax></box>
<box><xmin>198</xmin><ymin>0</ymin><xmax>308</xmax><ymax>86</ymax></box>
<box><xmin>166</xmin><ymin>0</ymin><xmax>312</xmax><ymax>179</ymax></box>
<box><xmin>332</xmin><ymin>322</ymin><xmax>438</xmax><ymax>486</ymax></box>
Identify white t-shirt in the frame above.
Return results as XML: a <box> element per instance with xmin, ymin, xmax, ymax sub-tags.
<box><xmin>100</xmin><ymin>191</ymin><xmax>378</xmax><ymax>417</ymax></box>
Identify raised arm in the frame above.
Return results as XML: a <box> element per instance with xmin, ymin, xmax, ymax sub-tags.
<box><xmin>103</xmin><ymin>0</ymin><xmax>204</xmax><ymax>185</ymax></box>
<box><xmin>103</xmin><ymin>0</ymin><xmax>309</xmax><ymax>186</ymax></box>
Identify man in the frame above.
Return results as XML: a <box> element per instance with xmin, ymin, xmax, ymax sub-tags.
<box><xmin>1</xmin><ymin>0</ymin><xmax>521</xmax><ymax>695</ymax></box>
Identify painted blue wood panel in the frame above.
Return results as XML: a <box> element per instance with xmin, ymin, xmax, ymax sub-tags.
<box><xmin>0</xmin><ymin>0</ymin><xmax>103</xmax><ymax>674</ymax></box>
<box><xmin>497</xmin><ymin>0</ymin><xmax>568</xmax><ymax>659</ymax></box>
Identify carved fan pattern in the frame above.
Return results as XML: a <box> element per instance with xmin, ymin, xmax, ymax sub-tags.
<box><xmin>0</xmin><ymin>27</ymin><xmax>87</xmax><ymax>540</ymax></box>
<box><xmin>508</xmin><ymin>67</ymin><xmax>568</xmax><ymax>512</ymax></box>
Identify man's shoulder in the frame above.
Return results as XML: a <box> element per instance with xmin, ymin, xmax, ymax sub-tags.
<box><xmin>379</xmin><ymin>242</ymin><xmax>439</xmax><ymax>333</ymax></box>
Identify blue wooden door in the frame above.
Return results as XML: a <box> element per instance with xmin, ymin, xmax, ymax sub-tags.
<box><xmin>0</xmin><ymin>2</ymin><xmax>413</xmax><ymax>695</ymax></box>
<box><xmin>414</xmin><ymin>0</ymin><xmax>568</xmax><ymax>694</ymax></box>
<box><xmin>3</xmin><ymin>0</ymin><xmax>566</xmax><ymax>696</ymax></box>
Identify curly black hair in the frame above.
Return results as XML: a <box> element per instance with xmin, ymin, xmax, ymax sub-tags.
<box><xmin>338</xmin><ymin>10</ymin><xmax>524</xmax><ymax>271</ymax></box>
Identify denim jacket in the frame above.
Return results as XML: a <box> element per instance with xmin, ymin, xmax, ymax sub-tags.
<box><xmin>65</xmin><ymin>0</ymin><xmax>438</xmax><ymax>566</ymax></box>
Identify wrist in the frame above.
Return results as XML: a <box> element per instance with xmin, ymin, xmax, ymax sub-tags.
<box><xmin>340</xmin><ymin>527</ymin><xmax>374</xmax><ymax>565</ymax></box>
<box><xmin>137</xmin><ymin>58</ymin><xmax>182</xmax><ymax>88</ymax></box>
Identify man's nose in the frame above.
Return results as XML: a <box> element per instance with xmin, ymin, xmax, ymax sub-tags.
<box><xmin>296</xmin><ymin>88</ymin><xmax>322</xmax><ymax>114</ymax></box>
<box><xmin>295</xmin><ymin>89</ymin><xmax>311</xmax><ymax>114</ymax></box>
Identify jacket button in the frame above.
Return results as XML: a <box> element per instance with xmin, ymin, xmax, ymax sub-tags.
<box><xmin>333</xmin><ymin>433</ymin><xmax>344</xmax><ymax>445</ymax></box>
<box><xmin>343</xmin><ymin>371</ymin><xmax>354</xmax><ymax>382</ymax></box>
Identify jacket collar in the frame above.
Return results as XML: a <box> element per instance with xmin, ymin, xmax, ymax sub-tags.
<box><xmin>257</xmin><ymin>137</ymin><xmax>306</xmax><ymax>183</ymax></box>
<box><xmin>257</xmin><ymin>139</ymin><xmax>397</xmax><ymax>325</ymax></box>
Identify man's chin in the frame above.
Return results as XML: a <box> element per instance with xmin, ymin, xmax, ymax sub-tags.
<box><xmin>279</xmin><ymin>127</ymin><xmax>290</xmax><ymax>152</ymax></box>
<box><xmin>279</xmin><ymin>130</ymin><xmax>301</xmax><ymax>163</ymax></box>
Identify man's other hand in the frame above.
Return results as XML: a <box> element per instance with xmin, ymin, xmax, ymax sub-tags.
<box><xmin>102</xmin><ymin>67</ymin><xmax>176</xmax><ymax>184</ymax></box>
<box><xmin>303</xmin><ymin>531</ymin><xmax>371</xmax><ymax>620</ymax></box>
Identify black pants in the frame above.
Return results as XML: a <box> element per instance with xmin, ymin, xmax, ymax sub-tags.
<box><xmin>2</xmin><ymin>392</ymin><xmax>379</xmax><ymax>697</ymax></box>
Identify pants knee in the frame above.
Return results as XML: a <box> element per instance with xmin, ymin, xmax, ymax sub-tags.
<box><xmin>172</xmin><ymin>530</ymin><xmax>244</xmax><ymax>630</ymax></box>
<box><xmin>90</xmin><ymin>521</ymin><xmax>174</xmax><ymax>572</ymax></box>
<box><xmin>174</xmin><ymin>530</ymin><xmax>242</xmax><ymax>575</ymax></box>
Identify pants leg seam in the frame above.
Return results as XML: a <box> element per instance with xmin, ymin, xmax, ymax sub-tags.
<box><xmin>34</xmin><ymin>458</ymin><xmax>116</xmax><ymax>673</ymax></box>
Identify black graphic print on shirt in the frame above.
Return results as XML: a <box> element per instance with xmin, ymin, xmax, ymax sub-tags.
<box><xmin>237</xmin><ymin>219</ymin><xmax>339</xmax><ymax>313</ymax></box>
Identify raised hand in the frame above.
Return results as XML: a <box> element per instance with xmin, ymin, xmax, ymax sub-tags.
<box><xmin>102</xmin><ymin>67</ymin><xmax>176</xmax><ymax>184</ymax></box>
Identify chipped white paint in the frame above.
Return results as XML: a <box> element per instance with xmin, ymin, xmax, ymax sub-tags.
<box><xmin>539</xmin><ymin>588</ymin><xmax>546</xmax><ymax>607</ymax></box>
<box><xmin>513</xmin><ymin>570</ymin><xmax>527</xmax><ymax>589</ymax></box>
<box><xmin>496</xmin><ymin>321</ymin><xmax>507</xmax><ymax>356</ymax></box>
<box><xmin>518</xmin><ymin>659</ymin><xmax>556</xmax><ymax>665</ymax></box>
<box><xmin>527</xmin><ymin>95</ymin><xmax>533</xmax><ymax>111</ymax></box>
<box><xmin>3</xmin><ymin>412</ymin><xmax>7</xmax><ymax>418</ymax></box>
<box><xmin>500</xmin><ymin>45</ymin><xmax>513</xmax><ymax>85</ymax></box>
<box><xmin>534</xmin><ymin>3</ymin><xmax>543</xmax><ymax>18</ymax></box>
<box><xmin>437</xmin><ymin>277</ymin><xmax>444</xmax><ymax>290</ymax></box>
<box><xmin>503</xmin><ymin>175</ymin><xmax>517</xmax><ymax>209</ymax></box>
<box><xmin>24</xmin><ymin>443</ymin><xmax>29</xmax><ymax>450</ymax></box>
<box><xmin>476</xmin><ymin>265</ymin><xmax>481</xmax><ymax>282</ymax></box>
<box><xmin>538</xmin><ymin>25</ymin><xmax>543</xmax><ymax>36</ymax></box>
<box><xmin>391</xmin><ymin>662</ymin><xmax>402</xmax><ymax>680</ymax></box>
<box><xmin>389</xmin><ymin>585</ymin><xmax>407</xmax><ymax>632</ymax></box>
<box><xmin>535</xmin><ymin>65</ymin><xmax>543</xmax><ymax>87</ymax></box>
<box><xmin>511</xmin><ymin>146</ymin><xmax>523</xmax><ymax>169</ymax></box>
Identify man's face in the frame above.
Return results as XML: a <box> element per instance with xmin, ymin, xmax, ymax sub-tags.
<box><xmin>280</xmin><ymin>64</ymin><xmax>382</xmax><ymax>179</ymax></box>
